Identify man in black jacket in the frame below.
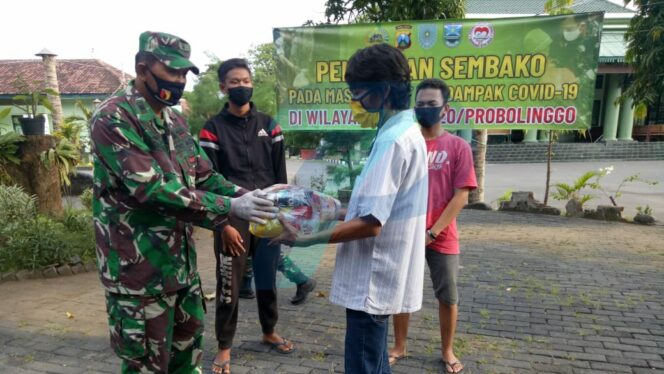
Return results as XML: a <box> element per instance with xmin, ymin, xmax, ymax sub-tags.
<box><xmin>200</xmin><ymin>58</ymin><xmax>306</xmax><ymax>374</ymax></box>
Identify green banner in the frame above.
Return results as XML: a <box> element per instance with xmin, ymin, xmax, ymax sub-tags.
<box><xmin>273</xmin><ymin>13</ymin><xmax>603</xmax><ymax>131</ymax></box>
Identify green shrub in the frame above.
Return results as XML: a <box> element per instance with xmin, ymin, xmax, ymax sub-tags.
<box><xmin>80</xmin><ymin>188</ymin><xmax>93</xmax><ymax>210</ymax></box>
<box><xmin>0</xmin><ymin>185</ymin><xmax>37</xmax><ymax>231</ymax></box>
<box><xmin>0</xmin><ymin>214</ymin><xmax>95</xmax><ymax>272</ymax></box>
<box><xmin>62</xmin><ymin>204</ymin><xmax>93</xmax><ymax>232</ymax></box>
<box><xmin>1</xmin><ymin>216</ymin><xmax>68</xmax><ymax>271</ymax></box>
<box><xmin>0</xmin><ymin>132</ymin><xmax>25</xmax><ymax>185</ymax></box>
<box><xmin>0</xmin><ymin>185</ymin><xmax>95</xmax><ymax>272</ymax></box>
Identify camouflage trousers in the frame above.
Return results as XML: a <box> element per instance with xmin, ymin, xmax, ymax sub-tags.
<box><xmin>105</xmin><ymin>283</ymin><xmax>205</xmax><ymax>373</ymax></box>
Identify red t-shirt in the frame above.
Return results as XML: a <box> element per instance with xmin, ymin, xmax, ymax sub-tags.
<box><xmin>425</xmin><ymin>132</ymin><xmax>477</xmax><ymax>254</ymax></box>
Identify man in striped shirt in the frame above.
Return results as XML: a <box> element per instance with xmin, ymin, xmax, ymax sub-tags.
<box><xmin>274</xmin><ymin>44</ymin><xmax>428</xmax><ymax>374</ymax></box>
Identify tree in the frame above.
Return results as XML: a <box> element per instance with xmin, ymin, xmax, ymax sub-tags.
<box><xmin>468</xmin><ymin>130</ymin><xmax>487</xmax><ymax>203</ymax></box>
<box><xmin>248</xmin><ymin>43</ymin><xmax>278</xmax><ymax>117</ymax></box>
<box><xmin>621</xmin><ymin>0</ymin><xmax>664</xmax><ymax>119</ymax></box>
<box><xmin>185</xmin><ymin>44</ymin><xmax>279</xmax><ymax>136</ymax></box>
<box><xmin>544</xmin><ymin>0</ymin><xmax>574</xmax><ymax>15</ymax></box>
<box><xmin>325</xmin><ymin>0</ymin><xmax>465</xmax><ymax>23</ymax></box>
<box><xmin>184</xmin><ymin>57</ymin><xmax>223</xmax><ymax>137</ymax></box>
<box><xmin>539</xmin><ymin>0</ymin><xmax>580</xmax><ymax>205</ymax></box>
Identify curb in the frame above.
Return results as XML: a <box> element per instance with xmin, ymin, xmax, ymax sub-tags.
<box><xmin>0</xmin><ymin>260</ymin><xmax>97</xmax><ymax>284</ymax></box>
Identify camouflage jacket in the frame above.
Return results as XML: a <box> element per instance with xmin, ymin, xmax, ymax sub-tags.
<box><xmin>90</xmin><ymin>82</ymin><xmax>245</xmax><ymax>296</ymax></box>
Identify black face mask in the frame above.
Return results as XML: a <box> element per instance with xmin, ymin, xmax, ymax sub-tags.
<box><xmin>415</xmin><ymin>106</ymin><xmax>443</xmax><ymax>128</ymax></box>
<box><xmin>145</xmin><ymin>69</ymin><xmax>185</xmax><ymax>106</ymax></box>
<box><xmin>227</xmin><ymin>86</ymin><xmax>253</xmax><ymax>106</ymax></box>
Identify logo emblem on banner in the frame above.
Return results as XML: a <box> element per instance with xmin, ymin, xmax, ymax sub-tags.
<box><xmin>366</xmin><ymin>27</ymin><xmax>389</xmax><ymax>46</ymax></box>
<box><xmin>418</xmin><ymin>24</ymin><xmax>437</xmax><ymax>49</ymax></box>
<box><xmin>395</xmin><ymin>25</ymin><xmax>412</xmax><ymax>50</ymax></box>
<box><xmin>469</xmin><ymin>23</ymin><xmax>495</xmax><ymax>48</ymax></box>
<box><xmin>443</xmin><ymin>24</ymin><xmax>462</xmax><ymax>48</ymax></box>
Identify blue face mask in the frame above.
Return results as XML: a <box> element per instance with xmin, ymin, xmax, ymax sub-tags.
<box><xmin>415</xmin><ymin>106</ymin><xmax>443</xmax><ymax>127</ymax></box>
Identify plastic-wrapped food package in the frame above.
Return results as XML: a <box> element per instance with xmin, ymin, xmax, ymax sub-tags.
<box><xmin>249</xmin><ymin>184</ymin><xmax>341</xmax><ymax>238</ymax></box>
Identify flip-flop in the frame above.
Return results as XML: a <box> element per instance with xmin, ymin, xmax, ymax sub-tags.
<box><xmin>442</xmin><ymin>360</ymin><xmax>464</xmax><ymax>374</ymax></box>
<box><xmin>262</xmin><ymin>338</ymin><xmax>296</xmax><ymax>354</ymax></box>
<box><xmin>212</xmin><ymin>359</ymin><xmax>230</xmax><ymax>374</ymax></box>
<box><xmin>388</xmin><ymin>353</ymin><xmax>407</xmax><ymax>366</ymax></box>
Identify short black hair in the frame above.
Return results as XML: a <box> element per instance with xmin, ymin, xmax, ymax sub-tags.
<box><xmin>416</xmin><ymin>78</ymin><xmax>451</xmax><ymax>105</ymax></box>
<box><xmin>218</xmin><ymin>58</ymin><xmax>251</xmax><ymax>83</ymax></box>
<box><xmin>344</xmin><ymin>44</ymin><xmax>411</xmax><ymax>110</ymax></box>
<box><xmin>135</xmin><ymin>51</ymin><xmax>157</xmax><ymax>66</ymax></box>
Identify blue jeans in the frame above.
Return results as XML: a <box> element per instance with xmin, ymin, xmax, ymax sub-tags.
<box><xmin>345</xmin><ymin>309</ymin><xmax>391</xmax><ymax>374</ymax></box>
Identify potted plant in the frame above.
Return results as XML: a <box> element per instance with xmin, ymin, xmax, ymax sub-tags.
<box><xmin>11</xmin><ymin>78</ymin><xmax>58</xmax><ymax>136</ymax></box>
<box><xmin>328</xmin><ymin>163</ymin><xmax>363</xmax><ymax>203</ymax></box>
<box><xmin>289</xmin><ymin>132</ymin><xmax>322</xmax><ymax>160</ymax></box>
<box><xmin>634</xmin><ymin>205</ymin><xmax>656</xmax><ymax>225</ymax></box>
<box><xmin>551</xmin><ymin>170</ymin><xmax>599</xmax><ymax>217</ymax></box>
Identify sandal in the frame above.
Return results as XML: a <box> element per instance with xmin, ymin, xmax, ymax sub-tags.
<box><xmin>388</xmin><ymin>353</ymin><xmax>407</xmax><ymax>366</ymax></box>
<box><xmin>443</xmin><ymin>360</ymin><xmax>464</xmax><ymax>374</ymax></box>
<box><xmin>262</xmin><ymin>338</ymin><xmax>296</xmax><ymax>354</ymax></box>
<box><xmin>212</xmin><ymin>359</ymin><xmax>230</xmax><ymax>374</ymax></box>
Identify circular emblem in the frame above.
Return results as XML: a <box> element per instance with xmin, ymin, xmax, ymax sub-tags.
<box><xmin>469</xmin><ymin>23</ymin><xmax>495</xmax><ymax>48</ymax></box>
<box><xmin>366</xmin><ymin>27</ymin><xmax>389</xmax><ymax>46</ymax></box>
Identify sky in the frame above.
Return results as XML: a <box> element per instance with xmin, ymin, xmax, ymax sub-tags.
<box><xmin>3</xmin><ymin>0</ymin><xmax>634</xmax><ymax>89</ymax></box>
<box><xmin>2</xmin><ymin>0</ymin><xmax>328</xmax><ymax>87</ymax></box>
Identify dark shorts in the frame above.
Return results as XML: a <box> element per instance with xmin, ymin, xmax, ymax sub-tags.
<box><xmin>425</xmin><ymin>249</ymin><xmax>459</xmax><ymax>305</ymax></box>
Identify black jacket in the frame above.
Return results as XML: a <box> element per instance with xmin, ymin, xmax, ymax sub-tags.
<box><xmin>199</xmin><ymin>103</ymin><xmax>287</xmax><ymax>190</ymax></box>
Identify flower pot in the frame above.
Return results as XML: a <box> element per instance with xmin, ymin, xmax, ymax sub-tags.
<box><xmin>300</xmin><ymin>148</ymin><xmax>316</xmax><ymax>160</ymax></box>
<box><xmin>19</xmin><ymin>117</ymin><xmax>46</xmax><ymax>135</ymax></box>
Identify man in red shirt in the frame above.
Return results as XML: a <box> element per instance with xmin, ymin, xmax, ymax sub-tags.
<box><xmin>388</xmin><ymin>79</ymin><xmax>477</xmax><ymax>374</ymax></box>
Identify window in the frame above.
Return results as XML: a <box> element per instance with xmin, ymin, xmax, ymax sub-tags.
<box><xmin>591</xmin><ymin>100</ymin><xmax>601</xmax><ymax>127</ymax></box>
<box><xmin>595</xmin><ymin>74</ymin><xmax>604</xmax><ymax>90</ymax></box>
<box><xmin>647</xmin><ymin>94</ymin><xmax>664</xmax><ymax>125</ymax></box>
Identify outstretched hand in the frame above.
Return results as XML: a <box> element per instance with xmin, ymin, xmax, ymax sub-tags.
<box><xmin>269</xmin><ymin>214</ymin><xmax>299</xmax><ymax>247</ymax></box>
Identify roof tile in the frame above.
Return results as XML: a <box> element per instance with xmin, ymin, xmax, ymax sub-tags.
<box><xmin>0</xmin><ymin>59</ymin><xmax>131</xmax><ymax>95</ymax></box>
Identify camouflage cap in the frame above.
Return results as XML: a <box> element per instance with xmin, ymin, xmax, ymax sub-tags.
<box><xmin>139</xmin><ymin>31</ymin><xmax>199</xmax><ymax>75</ymax></box>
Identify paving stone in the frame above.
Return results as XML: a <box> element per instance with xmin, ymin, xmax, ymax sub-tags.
<box><xmin>276</xmin><ymin>364</ymin><xmax>312</xmax><ymax>373</ymax></box>
<box><xmin>1</xmin><ymin>272</ymin><xmax>17</xmax><ymax>282</ymax></box>
<box><xmin>648</xmin><ymin>360</ymin><xmax>664</xmax><ymax>369</ymax></box>
<box><xmin>42</xmin><ymin>266</ymin><xmax>59</xmax><ymax>278</ymax></box>
<box><xmin>605</xmin><ymin>355</ymin><xmax>650</xmax><ymax>368</ymax></box>
<box><xmin>589</xmin><ymin>361</ymin><xmax>633</xmax><ymax>373</ymax></box>
<box><xmin>15</xmin><ymin>270</ymin><xmax>41</xmax><ymax>281</ymax></box>
<box><xmin>84</xmin><ymin>261</ymin><xmax>97</xmax><ymax>272</ymax></box>
<box><xmin>603</xmin><ymin>342</ymin><xmax>643</xmax><ymax>353</ymax></box>
<box><xmin>69</xmin><ymin>263</ymin><xmax>86</xmax><ymax>275</ymax></box>
<box><xmin>2</xmin><ymin>209</ymin><xmax>663</xmax><ymax>373</ymax></box>
<box><xmin>56</xmin><ymin>265</ymin><xmax>73</xmax><ymax>276</ymax></box>
<box><xmin>24</xmin><ymin>361</ymin><xmax>84</xmax><ymax>374</ymax></box>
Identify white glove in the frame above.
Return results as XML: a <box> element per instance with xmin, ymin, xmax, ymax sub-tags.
<box><xmin>230</xmin><ymin>189</ymin><xmax>279</xmax><ymax>224</ymax></box>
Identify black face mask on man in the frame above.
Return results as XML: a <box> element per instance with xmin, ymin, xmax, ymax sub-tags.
<box><xmin>227</xmin><ymin>86</ymin><xmax>253</xmax><ymax>106</ymax></box>
<box><xmin>145</xmin><ymin>69</ymin><xmax>185</xmax><ymax>106</ymax></box>
<box><xmin>415</xmin><ymin>106</ymin><xmax>444</xmax><ymax>128</ymax></box>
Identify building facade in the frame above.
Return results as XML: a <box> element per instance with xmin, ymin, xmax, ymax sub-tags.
<box><xmin>460</xmin><ymin>0</ymin><xmax>658</xmax><ymax>143</ymax></box>
<box><xmin>0</xmin><ymin>56</ymin><xmax>129</xmax><ymax>136</ymax></box>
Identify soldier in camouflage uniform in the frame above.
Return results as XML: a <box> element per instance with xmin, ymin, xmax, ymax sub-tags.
<box><xmin>90</xmin><ymin>31</ymin><xmax>278</xmax><ymax>373</ymax></box>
